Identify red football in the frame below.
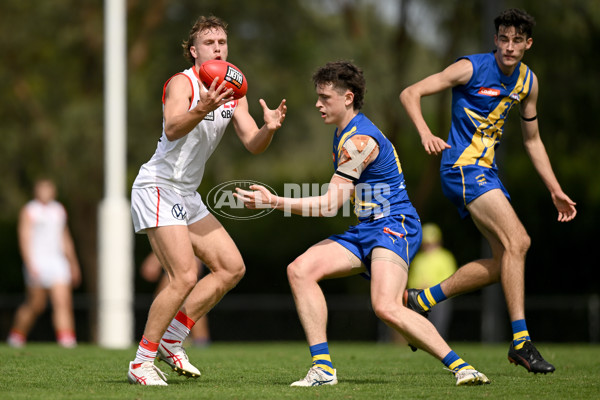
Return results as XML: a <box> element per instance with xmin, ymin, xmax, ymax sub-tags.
<box><xmin>198</xmin><ymin>60</ymin><xmax>248</xmax><ymax>99</ymax></box>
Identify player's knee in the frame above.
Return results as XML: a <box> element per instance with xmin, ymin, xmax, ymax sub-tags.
<box><xmin>215</xmin><ymin>261</ymin><xmax>246</xmax><ymax>289</ymax></box>
<box><xmin>171</xmin><ymin>270</ymin><xmax>199</xmax><ymax>295</ymax></box>
<box><xmin>371</xmin><ymin>300</ymin><xmax>397</xmax><ymax>326</ymax></box>
<box><xmin>226</xmin><ymin>262</ymin><xmax>246</xmax><ymax>287</ymax></box>
<box><xmin>287</xmin><ymin>258</ymin><xmax>312</xmax><ymax>286</ymax></box>
<box><xmin>508</xmin><ymin>231</ymin><xmax>530</xmax><ymax>257</ymax></box>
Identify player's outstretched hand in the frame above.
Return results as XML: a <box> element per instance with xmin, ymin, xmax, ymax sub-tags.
<box><xmin>260</xmin><ymin>99</ymin><xmax>287</xmax><ymax>132</ymax></box>
<box><xmin>235</xmin><ymin>185</ymin><xmax>277</xmax><ymax>210</ymax></box>
<box><xmin>552</xmin><ymin>191</ymin><xmax>577</xmax><ymax>222</ymax></box>
<box><xmin>421</xmin><ymin>133</ymin><xmax>451</xmax><ymax>155</ymax></box>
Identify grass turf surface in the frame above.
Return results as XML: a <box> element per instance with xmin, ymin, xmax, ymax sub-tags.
<box><xmin>1</xmin><ymin>342</ymin><xmax>598</xmax><ymax>399</ymax></box>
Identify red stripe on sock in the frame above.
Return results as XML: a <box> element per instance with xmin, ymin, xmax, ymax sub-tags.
<box><xmin>139</xmin><ymin>335</ymin><xmax>160</xmax><ymax>352</ymax></box>
<box><xmin>174</xmin><ymin>311</ymin><xmax>196</xmax><ymax>329</ymax></box>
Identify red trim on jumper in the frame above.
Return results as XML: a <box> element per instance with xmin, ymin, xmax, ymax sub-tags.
<box><xmin>162</xmin><ymin>72</ymin><xmax>194</xmax><ymax>109</ymax></box>
<box><xmin>140</xmin><ymin>335</ymin><xmax>159</xmax><ymax>352</ymax></box>
<box><xmin>174</xmin><ymin>310</ymin><xmax>196</xmax><ymax>329</ymax></box>
<box><xmin>155</xmin><ymin>187</ymin><xmax>161</xmax><ymax>227</ymax></box>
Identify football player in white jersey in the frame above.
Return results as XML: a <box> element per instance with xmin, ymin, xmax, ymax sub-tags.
<box><xmin>127</xmin><ymin>15</ymin><xmax>286</xmax><ymax>386</ymax></box>
<box><xmin>7</xmin><ymin>178</ymin><xmax>81</xmax><ymax>349</ymax></box>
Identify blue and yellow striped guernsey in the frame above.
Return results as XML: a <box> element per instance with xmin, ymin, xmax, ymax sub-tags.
<box><xmin>441</xmin><ymin>51</ymin><xmax>533</xmax><ymax>171</ymax></box>
<box><xmin>332</xmin><ymin>112</ymin><xmax>418</xmax><ymax>221</ymax></box>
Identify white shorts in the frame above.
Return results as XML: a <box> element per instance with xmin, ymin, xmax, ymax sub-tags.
<box><xmin>131</xmin><ymin>187</ymin><xmax>210</xmax><ymax>234</ymax></box>
<box><xmin>24</xmin><ymin>257</ymin><xmax>71</xmax><ymax>289</ymax></box>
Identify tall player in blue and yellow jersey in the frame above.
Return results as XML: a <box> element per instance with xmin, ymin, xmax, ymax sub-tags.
<box><xmin>236</xmin><ymin>61</ymin><xmax>489</xmax><ymax>387</ymax></box>
<box><xmin>400</xmin><ymin>8</ymin><xmax>576</xmax><ymax>374</ymax></box>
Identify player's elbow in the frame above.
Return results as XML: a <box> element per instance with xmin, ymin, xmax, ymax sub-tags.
<box><xmin>246</xmin><ymin>145</ymin><xmax>265</xmax><ymax>155</ymax></box>
<box><xmin>399</xmin><ymin>87</ymin><xmax>414</xmax><ymax>107</ymax></box>
<box><xmin>163</xmin><ymin>126</ymin><xmax>180</xmax><ymax>142</ymax></box>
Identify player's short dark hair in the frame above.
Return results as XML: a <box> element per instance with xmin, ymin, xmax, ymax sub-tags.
<box><xmin>182</xmin><ymin>15</ymin><xmax>228</xmax><ymax>64</ymax></box>
<box><xmin>312</xmin><ymin>61</ymin><xmax>366</xmax><ymax>110</ymax></box>
<box><xmin>494</xmin><ymin>8</ymin><xmax>535</xmax><ymax>38</ymax></box>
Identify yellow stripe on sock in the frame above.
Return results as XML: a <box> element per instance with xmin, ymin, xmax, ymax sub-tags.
<box><xmin>513</xmin><ymin>330</ymin><xmax>530</xmax><ymax>350</ymax></box>
<box><xmin>513</xmin><ymin>330</ymin><xmax>529</xmax><ymax>339</ymax></box>
<box><xmin>312</xmin><ymin>354</ymin><xmax>331</xmax><ymax>362</ymax></box>
<box><xmin>315</xmin><ymin>364</ymin><xmax>335</xmax><ymax>374</ymax></box>
<box><xmin>424</xmin><ymin>289</ymin><xmax>437</xmax><ymax>308</ymax></box>
<box><xmin>416</xmin><ymin>296</ymin><xmax>429</xmax><ymax>311</ymax></box>
<box><xmin>449</xmin><ymin>359</ymin><xmax>473</xmax><ymax>372</ymax></box>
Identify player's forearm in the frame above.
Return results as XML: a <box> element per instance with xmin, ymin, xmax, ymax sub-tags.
<box><xmin>164</xmin><ymin>108</ymin><xmax>209</xmax><ymax>141</ymax></box>
<box><xmin>274</xmin><ymin>195</ymin><xmax>339</xmax><ymax>217</ymax></box>
<box><xmin>400</xmin><ymin>89</ymin><xmax>432</xmax><ymax>139</ymax></box>
<box><xmin>244</xmin><ymin>125</ymin><xmax>276</xmax><ymax>155</ymax></box>
<box><xmin>524</xmin><ymin>138</ymin><xmax>563</xmax><ymax>195</ymax></box>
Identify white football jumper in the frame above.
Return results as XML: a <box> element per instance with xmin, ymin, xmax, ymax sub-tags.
<box><xmin>133</xmin><ymin>66</ymin><xmax>238</xmax><ymax>195</ymax></box>
<box><xmin>23</xmin><ymin>200</ymin><xmax>71</xmax><ymax>287</ymax></box>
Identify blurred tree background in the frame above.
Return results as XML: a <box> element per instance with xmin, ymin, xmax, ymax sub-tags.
<box><xmin>0</xmin><ymin>0</ymin><xmax>598</xmax><ymax>342</ymax></box>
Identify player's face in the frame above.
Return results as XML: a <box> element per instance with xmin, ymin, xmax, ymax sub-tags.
<box><xmin>34</xmin><ymin>180</ymin><xmax>56</xmax><ymax>204</ymax></box>
<box><xmin>315</xmin><ymin>83</ymin><xmax>353</xmax><ymax>127</ymax></box>
<box><xmin>191</xmin><ymin>28</ymin><xmax>228</xmax><ymax>65</ymax></box>
<box><xmin>494</xmin><ymin>25</ymin><xmax>532</xmax><ymax>74</ymax></box>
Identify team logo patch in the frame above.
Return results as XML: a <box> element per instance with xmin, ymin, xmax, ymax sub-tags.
<box><xmin>476</xmin><ymin>174</ymin><xmax>487</xmax><ymax>186</ymax></box>
<box><xmin>383</xmin><ymin>227</ymin><xmax>404</xmax><ymax>243</ymax></box>
<box><xmin>171</xmin><ymin>204</ymin><xmax>187</xmax><ymax>220</ymax></box>
<box><xmin>478</xmin><ymin>87</ymin><xmax>500</xmax><ymax>97</ymax></box>
<box><xmin>225</xmin><ymin>66</ymin><xmax>244</xmax><ymax>89</ymax></box>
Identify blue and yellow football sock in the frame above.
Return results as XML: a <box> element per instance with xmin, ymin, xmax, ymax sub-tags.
<box><xmin>511</xmin><ymin>319</ymin><xmax>531</xmax><ymax>350</ymax></box>
<box><xmin>442</xmin><ymin>350</ymin><xmax>474</xmax><ymax>373</ymax></box>
<box><xmin>417</xmin><ymin>284</ymin><xmax>447</xmax><ymax>311</ymax></box>
<box><xmin>309</xmin><ymin>342</ymin><xmax>334</xmax><ymax>376</ymax></box>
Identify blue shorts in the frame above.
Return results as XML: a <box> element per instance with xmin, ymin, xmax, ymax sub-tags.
<box><xmin>440</xmin><ymin>166</ymin><xmax>511</xmax><ymax>219</ymax></box>
<box><xmin>329</xmin><ymin>214</ymin><xmax>422</xmax><ymax>278</ymax></box>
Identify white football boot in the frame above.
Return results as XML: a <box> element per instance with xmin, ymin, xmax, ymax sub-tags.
<box><xmin>157</xmin><ymin>339</ymin><xmax>201</xmax><ymax>378</ymax></box>
<box><xmin>127</xmin><ymin>361</ymin><xmax>168</xmax><ymax>386</ymax></box>
<box><xmin>290</xmin><ymin>366</ymin><xmax>338</xmax><ymax>387</ymax></box>
<box><xmin>453</xmin><ymin>368</ymin><xmax>490</xmax><ymax>386</ymax></box>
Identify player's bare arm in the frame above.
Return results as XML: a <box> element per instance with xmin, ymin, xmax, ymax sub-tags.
<box><xmin>520</xmin><ymin>73</ymin><xmax>577</xmax><ymax>222</ymax></box>
<box><xmin>232</xmin><ymin>97</ymin><xmax>287</xmax><ymax>155</ymax></box>
<box><xmin>63</xmin><ymin>226</ymin><xmax>81</xmax><ymax>287</ymax></box>
<box><xmin>163</xmin><ymin>75</ymin><xmax>233</xmax><ymax>141</ymax></box>
<box><xmin>235</xmin><ymin>174</ymin><xmax>354</xmax><ymax>217</ymax></box>
<box><xmin>400</xmin><ymin>59</ymin><xmax>473</xmax><ymax>155</ymax></box>
<box><xmin>235</xmin><ymin>135</ymin><xmax>377</xmax><ymax>215</ymax></box>
<box><xmin>17</xmin><ymin>207</ymin><xmax>37</xmax><ymax>279</ymax></box>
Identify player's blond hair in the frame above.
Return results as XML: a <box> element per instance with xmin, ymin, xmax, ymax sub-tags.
<box><xmin>182</xmin><ymin>15</ymin><xmax>228</xmax><ymax>64</ymax></box>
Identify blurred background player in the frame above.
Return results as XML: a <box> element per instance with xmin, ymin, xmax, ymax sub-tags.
<box><xmin>400</xmin><ymin>8</ymin><xmax>576</xmax><ymax>374</ymax></box>
<box><xmin>127</xmin><ymin>15</ymin><xmax>286</xmax><ymax>386</ymax></box>
<box><xmin>140</xmin><ymin>252</ymin><xmax>210</xmax><ymax>347</ymax></box>
<box><xmin>7</xmin><ymin>178</ymin><xmax>81</xmax><ymax>348</ymax></box>
<box><xmin>406</xmin><ymin>223</ymin><xmax>457</xmax><ymax>339</ymax></box>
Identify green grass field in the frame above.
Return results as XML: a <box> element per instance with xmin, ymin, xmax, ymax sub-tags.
<box><xmin>1</xmin><ymin>342</ymin><xmax>599</xmax><ymax>399</ymax></box>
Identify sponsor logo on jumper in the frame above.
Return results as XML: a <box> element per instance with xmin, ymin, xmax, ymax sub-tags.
<box><xmin>478</xmin><ymin>87</ymin><xmax>500</xmax><ymax>97</ymax></box>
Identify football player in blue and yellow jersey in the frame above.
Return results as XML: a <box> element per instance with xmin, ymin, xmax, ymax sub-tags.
<box><xmin>400</xmin><ymin>8</ymin><xmax>576</xmax><ymax>374</ymax></box>
<box><xmin>236</xmin><ymin>61</ymin><xmax>489</xmax><ymax>386</ymax></box>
